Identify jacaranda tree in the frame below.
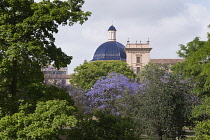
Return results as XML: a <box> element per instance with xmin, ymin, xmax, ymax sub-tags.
<box><xmin>85</xmin><ymin>73</ymin><xmax>141</xmax><ymax>115</ymax></box>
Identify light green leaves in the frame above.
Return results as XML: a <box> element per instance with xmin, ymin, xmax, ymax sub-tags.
<box><xmin>0</xmin><ymin>100</ymin><xmax>77</xmax><ymax>140</ymax></box>
<box><xmin>71</xmin><ymin>60</ymin><xmax>136</xmax><ymax>89</ymax></box>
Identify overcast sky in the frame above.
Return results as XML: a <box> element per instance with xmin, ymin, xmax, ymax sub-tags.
<box><xmin>35</xmin><ymin>0</ymin><xmax>210</xmax><ymax>74</ymax></box>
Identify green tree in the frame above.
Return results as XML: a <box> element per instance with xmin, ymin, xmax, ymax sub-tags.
<box><xmin>0</xmin><ymin>100</ymin><xmax>77</xmax><ymax>140</ymax></box>
<box><xmin>70</xmin><ymin>60</ymin><xmax>136</xmax><ymax>89</ymax></box>
<box><xmin>0</xmin><ymin>83</ymin><xmax>75</xmax><ymax>117</ymax></box>
<box><xmin>172</xmin><ymin>35</ymin><xmax>210</xmax><ymax>139</ymax></box>
<box><xmin>193</xmin><ymin>97</ymin><xmax>210</xmax><ymax>140</ymax></box>
<box><xmin>137</xmin><ymin>63</ymin><xmax>193</xmax><ymax>140</ymax></box>
<box><xmin>172</xmin><ymin>37</ymin><xmax>209</xmax><ymax>95</ymax></box>
<box><xmin>0</xmin><ymin>0</ymin><xmax>91</xmax><ymax>114</ymax></box>
<box><xmin>68</xmin><ymin>111</ymin><xmax>137</xmax><ymax>140</ymax></box>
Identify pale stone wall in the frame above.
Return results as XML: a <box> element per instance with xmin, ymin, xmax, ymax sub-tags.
<box><xmin>125</xmin><ymin>41</ymin><xmax>152</xmax><ymax>73</ymax></box>
<box><xmin>41</xmin><ymin>65</ymin><xmax>70</xmax><ymax>86</ymax></box>
<box><xmin>108</xmin><ymin>30</ymin><xmax>116</xmax><ymax>41</ymax></box>
<box><xmin>44</xmin><ymin>74</ymin><xmax>70</xmax><ymax>85</ymax></box>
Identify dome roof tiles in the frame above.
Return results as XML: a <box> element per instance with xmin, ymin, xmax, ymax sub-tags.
<box><xmin>92</xmin><ymin>41</ymin><xmax>126</xmax><ymax>61</ymax></box>
<box><xmin>108</xmin><ymin>25</ymin><xmax>117</xmax><ymax>31</ymax></box>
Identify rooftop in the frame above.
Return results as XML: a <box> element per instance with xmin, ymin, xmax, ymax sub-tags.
<box><xmin>150</xmin><ymin>59</ymin><xmax>184</xmax><ymax>65</ymax></box>
<box><xmin>108</xmin><ymin>25</ymin><xmax>117</xmax><ymax>31</ymax></box>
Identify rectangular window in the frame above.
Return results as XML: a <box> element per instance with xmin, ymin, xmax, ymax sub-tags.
<box><xmin>137</xmin><ymin>67</ymin><xmax>140</xmax><ymax>74</ymax></box>
<box><xmin>136</xmin><ymin>57</ymin><xmax>140</xmax><ymax>63</ymax></box>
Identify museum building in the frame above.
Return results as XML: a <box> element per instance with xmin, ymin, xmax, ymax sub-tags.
<box><xmin>42</xmin><ymin>25</ymin><xmax>184</xmax><ymax>85</ymax></box>
<box><xmin>92</xmin><ymin>25</ymin><xmax>183</xmax><ymax>73</ymax></box>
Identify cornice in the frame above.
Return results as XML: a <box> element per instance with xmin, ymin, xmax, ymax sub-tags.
<box><xmin>124</xmin><ymin>48</ymin><xmax>152</xmax><ymax>53</ymax></box>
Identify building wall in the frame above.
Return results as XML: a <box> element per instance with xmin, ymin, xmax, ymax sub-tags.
<box><xmin>41</xmin><ymin>65</ymin><xmax>67</xmax><ymax>75</ymax></box>
<box><xmin>41</xmin><ymin>65</ymin><xmax>70</xmax><ymax>86</ymax></box>
<box><xmin>125</xmin><ymin>41</ymin><xmax>152</xmax><ymax>73</ymax></box>
<box><xmin>125</xmin><ymin>41</ymin><xmax>184</xmax><ymax>74</ymax></box>
<box><xmin>44</xmin><ymin>74</ymin><xmax>70</xmax><ymax>85</ymax></box>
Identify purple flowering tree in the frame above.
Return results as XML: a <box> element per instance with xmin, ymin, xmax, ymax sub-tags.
<box><xmin>85</xmin><ymin>73</ymin><xmax>141</xmax><ymax>115</ymax></box>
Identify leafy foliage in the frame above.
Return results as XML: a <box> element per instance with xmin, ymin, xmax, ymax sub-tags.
<box><xmin>85</xmin><ymin>73</ymin><xmax>141</xmax><ymax>115</ymax></box>
<box><xmin>193</xmin><ymin>97</ymin><xmax>210</xmax><ymax>140</ymax></box>
<box><xmin>64</xmin><ymin>85</ymin><xmax>87</xmax><ymax>117</ymax></box>
<box><xmin>172</xmin><ymin>32</ymin><xmax>210</xmax><ymax>139</ymax></box>
<box><xmin>172</xmin><ymin>37</ymin><xmax>210</xmax><ymax>95</ymax></box>
<box><xmin>84</xmin><ymin>66</ymin><xmax>193</xmax><ymax>139</ymax></box>
<box><xmin>0</xmin><ymin>0</ymin><xmax>91</xmax><ymax>114</ymax></box>
<box><xmin>70</xmin><ymin>60</ymin><xmax>136</xmax><ymax>89</ymax></box>
<box><xmin>0</xmin><ymin>83</ymin><xmax>74</xmax><ymax>117</ymax></box>
<box><xmin>194</xmin><ymin>119</ymin><xmax>210</xmax><ymax>140</ymax></box>
<box><xmin>138</xmin><ymin>63</ymin><xmax>193</xmax><ymax>139</ymax></box>
<box><xmin>0</xmin><ymin>100</ymin><xmax>77</xmax><ymax>140</ymax></box>
<box><xmin>68</xmin><ymin>111</ymin><xmax>137</xmax><ymax>140</ymax></box>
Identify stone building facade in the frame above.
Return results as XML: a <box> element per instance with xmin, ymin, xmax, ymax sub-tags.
<box><xmin>92</xmin><ymin>25</ymin><xmax>184</xmax><ymax>74</ymax></box>
<box><xmin>125</xmin><ymin>41</ymin><xmax>152</xmax><ymax>73</ymax></box>
<box><xmin>41</xmin><ymin>65</ymin><xmax>70</xmax><ymax>85</ymax></box>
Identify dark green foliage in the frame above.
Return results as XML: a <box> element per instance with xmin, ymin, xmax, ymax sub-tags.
<box><xmin>0</xmin><ymin>0</ymin><xmax>91</xmax><ymax>115</ymax></box>
<box><xmin>68</xmin><ymin>111</ymin><xmax>137</xmax><ymax>140</ymax></box>
<box><xmin>0</xmin><ymin>82</ymin><xmax>74</xmax><ymax>117</ymax></box>
<box><xmin>133</xmin><ymin>63</ymin><xmax>193</xmax><ymax>139</ymax></box>
<box><xmin>70</xmin><ymin>60</ymin><xmax>136</xmax><ymax>89</ymax></box>
<box><xmin>114</xmin><ymin>90</ymin><xmax>143</xmax><ymax>136</ymax></box>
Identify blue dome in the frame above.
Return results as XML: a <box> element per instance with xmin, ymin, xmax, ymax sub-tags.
<box><xmin>108</xmin><ymin>25</ymin><xmax>117</xmax><ymax>31</ymax></box>
<box><xmin>92</xmin><ymin>41</ymin><xmax>126</xmax><ymax>61</ymax></box>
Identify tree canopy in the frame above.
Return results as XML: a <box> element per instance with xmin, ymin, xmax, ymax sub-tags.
<box><xmin>172</xmin><ymin>37</ymin><xmax>210</xmax><ymax>95</ymax></box>
<box><xmin>70</xmin><ymin>60</ymin><xmax>136</xmax><ymax>89</ymax></box>
<box><xmin>0</xmin><ymin>100</ymin><xmax>77</xmax><ymax>140</ymax></box>
<box><xmin>68</xmin><ymin>111</ymin><xmax>137</xmax><ymax>140</ymax></box>
<box><xmin>193</xmin><ymin>97</ymin><xmax>210</xmax><ymax>140</ymax></box>
<box><xmin>85</xmin><ymin>73</ymin><xmax>141</xmax><ymax>115</ymax></box>
<box><xmin>136</xmin><ymin>63</ymin><xmax>193</xmax><ymax>139</ymax></box>
<box><xmin>0</xmin><ymin>0</ymin><xmax>91</xmax><ymax>114</ymax></box>
<box><xmin>172</xmin><ymin>33</ymin><xmax>210</xmax><ymax>139</ymax></box>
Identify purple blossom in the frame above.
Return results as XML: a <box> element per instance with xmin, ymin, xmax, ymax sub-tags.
<box><xmin>85</xmin><ymin>73</ymin><xmax>143</xmax><ymax>114</ymax></box>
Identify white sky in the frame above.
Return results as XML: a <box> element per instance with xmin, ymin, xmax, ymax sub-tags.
<box><xmin>35</xmin><ymin>0</ymin><xmax>210</xmax><ymax>74</ymax></box>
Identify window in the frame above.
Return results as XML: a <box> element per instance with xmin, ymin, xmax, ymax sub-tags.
<box><xmin>136</xmin><ymin>56</ymin><xmax>140</xmax><ymax>63</ymax></box>
<box><xmin>137</xmin><ymin>67</ymin><xmax>140</xmax><ymax>74</ymax></box>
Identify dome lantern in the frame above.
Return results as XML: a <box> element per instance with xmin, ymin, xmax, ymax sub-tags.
<box><xmin>108</xmin><ymin>25</ymin><xmax>117</xmax><ymax>41</ymax></box>
<box><xmin>92</xmin><ymin>25</ymin><xmax>126</xmax><ymax>61</ymax></box>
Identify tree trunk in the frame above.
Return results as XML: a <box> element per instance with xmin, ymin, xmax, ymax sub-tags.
<box><xmin>158</xmin><ymin>131</ymin><xmax>163</xmax><ymax>140</ymax></box>
<box><xmin>10</xmin><ymin>59</ymin><xmax>18</xmax><ymax>113</ymax></box>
